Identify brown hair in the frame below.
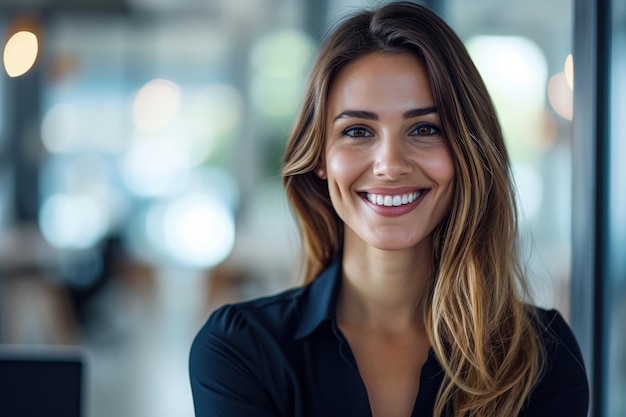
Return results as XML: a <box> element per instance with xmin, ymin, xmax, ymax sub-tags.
<box><xmin>282</xmin><ymin>2</ymin><xmax>544</xmax><ymax>416</ymax></box>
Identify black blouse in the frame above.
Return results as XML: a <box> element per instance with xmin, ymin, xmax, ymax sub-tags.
<box><xmin>189</xmin><ymin>259</ymin><xmax>589</xmax><ymax>417</ymax></box>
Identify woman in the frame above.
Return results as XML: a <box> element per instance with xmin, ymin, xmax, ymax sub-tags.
<box><xmin>189</xmin><ymin>2</ymin><xmax>589</xmax><ymax>416</ymax></box>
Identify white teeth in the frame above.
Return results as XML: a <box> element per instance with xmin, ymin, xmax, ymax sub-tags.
<box><xmin>366</xmin><ymin>191</ymin><xmax>422</xmax><ymax>207</ymax></box>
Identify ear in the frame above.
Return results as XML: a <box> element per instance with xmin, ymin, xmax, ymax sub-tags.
<box><xmin>315</xmin><ymin>163</ymin><xmax>327</xmax><ymax>180</ymax></box>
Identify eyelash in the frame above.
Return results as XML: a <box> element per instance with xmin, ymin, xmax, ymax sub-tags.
<box><xmin>340</xmin><ymin>126</ymin><xmax>373</xmax><ymax>138</ymax></box>
<box><xmin>340</xmin><ymin>123</ymin><xmax>441</xmax><ymax>138</ymax></box>
<box><xmin>410</xmin><ymin>123</ymin><xmax>441</xmax><ymax>136</ymax></box>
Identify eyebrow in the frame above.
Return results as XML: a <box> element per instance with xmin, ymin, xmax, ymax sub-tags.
<box><xmin>332</xmin><ymin>106</ymin><xmax>438</xmax><ymax>122</ymax></box>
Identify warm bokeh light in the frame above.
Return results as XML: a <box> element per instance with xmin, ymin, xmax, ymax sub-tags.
<box><xmin>548</xmin><ymin>72</ymin><xmax>574</xmax><ymax>121</ymax></box>
<box><xmin>564</xmin><ymin>54</ymin><xmax>574</xmax><ymax>90</ymax></box>
<box><xmin>3</xmin><ymin>30</ymin><xmax>39</xmax><ymax>77</ymax></box>
<box><xmin>132</xmin><ymin>79</ymin><xmax>182</xmax><ymax>132</ymax></box>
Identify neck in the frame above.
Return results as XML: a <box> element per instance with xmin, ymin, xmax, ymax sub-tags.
<box><xmin>337</xmin><ymin>235</ymin><xmax>433</xmax><ymax>332</ymax></box>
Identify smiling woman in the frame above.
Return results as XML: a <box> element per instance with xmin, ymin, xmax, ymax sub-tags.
<box><xmin>318</xmin><ymin>52</ymin><xmax>454</xmax><ymax>255</ymax></box>
<box><xmin>189</xmin><ymin>2</ymin><xmax>589</xmax><ymax>417</ymax></box>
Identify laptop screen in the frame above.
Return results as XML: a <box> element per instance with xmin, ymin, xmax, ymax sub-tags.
<box><xmin>0</xmin><ymin>346</ymin><xmax>84</xmax><ymax>417</ymax></box>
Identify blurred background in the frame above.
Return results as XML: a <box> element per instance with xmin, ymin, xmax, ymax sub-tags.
<box><xmin>0</xmin><ymin>0</ymin><xmax>622</xmax><ymax>416</ymax></box>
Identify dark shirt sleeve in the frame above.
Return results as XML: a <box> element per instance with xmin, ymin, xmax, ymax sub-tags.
<box><xmin>522</xmin><ymin>310</ymin><xmax>589</xmax><ymax>417</ymax></box>
<box><xmin>189</xmin><ymin>305</ymin><xmax>279</xmax><ymax>417</ymax></box>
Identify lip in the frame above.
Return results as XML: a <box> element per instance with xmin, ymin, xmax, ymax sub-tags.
<box><xmin>359</xmin><ymin>186</ymin><xmax>422</xmax><ymax>195</ymax></box>
<box><xmin>359</xmin><ymin>187</ymin><xmax>428</xmax><ymax>217</ymax></box>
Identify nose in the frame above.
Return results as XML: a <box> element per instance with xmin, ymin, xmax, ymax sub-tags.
<box><xmin>372</xmin><ymin>136</ymin><xmax>412</xmax><ymax>180</ymax></box>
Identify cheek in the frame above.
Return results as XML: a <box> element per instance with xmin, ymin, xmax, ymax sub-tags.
<box><xmin>435</xmin><ymin>151</ymin><xmax>456</xmax><ymax>213</ymax></box>
<box><xmin>326</xmin><ymin>150</ymin><xmax>363</xmax><ymax>184</ymax></box>
<box><xmin>423</xmin><ymin>148</ymin><xmax>455</xmax><ymax>185</ymax></box>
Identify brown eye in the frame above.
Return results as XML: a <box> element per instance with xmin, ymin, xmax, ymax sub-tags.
<box><xmin>411</xmin><ymin>123</ymin><xmax>440</xmax><ymax>136</ymax></box>
<box><xmin>342</xmin><ymin>127</ymin><xmax>373</xmax><ymax>138</ymax></box>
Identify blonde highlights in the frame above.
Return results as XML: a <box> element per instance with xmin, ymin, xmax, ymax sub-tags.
<box><xmin>282</xmin><ymin>2</ymin><xmax>544</xmax><ymax>416</ymax></box>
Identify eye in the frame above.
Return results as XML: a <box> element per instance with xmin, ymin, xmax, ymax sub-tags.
<box><xmin>410</xmin><ymin>123</ymin><xmax>441</xmax><ymax>136</ymax></box>
<box><xmin>341</xmin><ymin>126</ymin><xmax>373</xmax><ymax>138</ymax></box>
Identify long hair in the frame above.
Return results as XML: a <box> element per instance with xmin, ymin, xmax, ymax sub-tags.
<box><xmin>281</xmin><ymin>2</ymin><xmax>544</xmax><ymax>416</ymax></box>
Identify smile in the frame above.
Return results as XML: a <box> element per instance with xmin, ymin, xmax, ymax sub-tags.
<box><xmin>365</xmin><ymin>191</ymin><xmax>423</xmax><ymax>207</ymax></box>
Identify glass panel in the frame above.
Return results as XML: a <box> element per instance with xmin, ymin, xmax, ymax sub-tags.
<box><xmin>605</xmin><ymin>0</ymin><xmax>626</xmax><ymax>414</ymax></box>
<box><xmin>0</xmin><ymin>17</ymin><xmax>10</xmax><ymax>232</ymax></box>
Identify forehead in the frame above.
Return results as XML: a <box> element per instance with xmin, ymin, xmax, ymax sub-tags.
<box><xmin>327</xmin><ymin>52</ymin><xmax>435</xmax><ymax>116</ymax></box>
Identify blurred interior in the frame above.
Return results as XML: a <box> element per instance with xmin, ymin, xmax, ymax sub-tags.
<box><xmin>0</xmin><ymin>0</ymin><xmax>621</xmax><ymax>416</ymax></box>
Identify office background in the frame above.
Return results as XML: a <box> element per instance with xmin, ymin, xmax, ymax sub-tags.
<box><xmin>0</xmin><ymin>0</ymin><xmax>622</xmax><ymax>416</ymax></box>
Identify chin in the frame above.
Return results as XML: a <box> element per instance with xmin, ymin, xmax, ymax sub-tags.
<box><xmin>367</xmin><ymin>235</ymin><xmax>424</xmax><ymax>252</ymax></box>
<box><xmin>344</xmin><ymin>225</ymin><xmax>431</xmax><ymax>253</ymax></box>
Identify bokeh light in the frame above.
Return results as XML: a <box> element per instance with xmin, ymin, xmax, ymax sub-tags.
<box><xmin>564</xmin><ymin>54</ymin><xmax>574</xmax><ymax>90</ymax></box>
<box><xmin>3</xmin><ymin>30</ymin><xmax>38</xmax><ymax>77</ymax></box>
<box><xmin>39</xmin><ymin>193</ymin><xmax>109</xmax><ymax>249</ymax></box>
<box><xmin>467</xmin><ymin>36</ymin><xmax>548</xmax><ymax>103</ymax></box>
<box><xmin>120</xmin><ymin>132</ymin><xmax>191</xmax><ymax>198</ymax></box>
<box><xmin>41</xmin><ymin>100</ymin><xmax>129</xmax><ymax>155</ymax></box>
<box><xmin>548</xmin><ymin>72</ymin><xmax>574</xmax><ymax>121</ymax></box>
<box><xmin>250</xmin><ymin>30</ymin><xmax>313</xmax><ymax>77</ymax></box>
<box><xmin>132</xmin><ymin>79</ymin><xmax>182</xmax><ymax>132</ymax></box>
<box><xmin>126</xmin><ymin>194</ymin><xmax>235</xmax><ymax>269</ymax></box>
<box><xmin>250</xmin><ymin>30</ymin><xmax>315</xmax><ymax>118</ymax></box>
<box><xmin>41</xmin><ymin>103</ymin><xmax>79</xmax><ymax>154</ymax></box>
<box><xmin>185</xmin><ymin>83</ymin><xmax>243</xmax><ymax>164</ymax></box>
<box><xmin>123</xmin><ymin>167</ymin><xmax>239</xmax><ymax>268</ymax></box>
<box><xmin>162</xmin><ymin>193</ymin><xmax>235</xmax><ymax>269</ymax></box>
<box><xmin>37</xmin><ymin>152</ymin><xmax>129</xmax><ymax>270</ymax></box>
<box><xmin>187</xmin><ymin>84</ymin><xmax>243</xmax><ymax>137</ymax></box>
<box><xmin>466</xmin><ymin>35</ymin><xmax>549</xmax><ymax>159</ymax></box>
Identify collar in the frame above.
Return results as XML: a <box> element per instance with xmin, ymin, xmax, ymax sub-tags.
<box><xmin>293</xmin><ymin>256</ymin><xmax>343</xmax><ymax>340</ymax></box>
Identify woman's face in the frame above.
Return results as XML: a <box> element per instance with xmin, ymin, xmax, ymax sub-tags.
<box><xmin>318</xmin><ymin>52</ymin><xmax>455</xmax><ymax>253</ymax></box>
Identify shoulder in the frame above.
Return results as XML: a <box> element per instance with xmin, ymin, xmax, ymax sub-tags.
<box><xmin>523</xmin><ymin>307</ymin><xmax>589</xmax><ymax>416</ymax></box>
<box><xmin>189</xmin><ymin>285</ymin><xmax>309</xmax><ymax>387</ymax></box>
<box><xmin>192</xmin><ymin>285</ymin><xmax>309</xmax><ymax>349</ymax></box>
<box><xmin>189</xmin><ymin>287</ymin><xmax>309</xmax><ymax>416</ymax></box>
<box><xmin>193</xmin><ymin>259</ymin><xmax>340</xmax><ymax>345</ymax></box>
<box><xmin>531</xmin><ymin>308</ymin><xmax>586</xmax><ymax>370</ymax></box>
<box><xmin>532</xmin><ymin>308</ymin><xmax>581</xmax><ymax>345</ymax></box>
